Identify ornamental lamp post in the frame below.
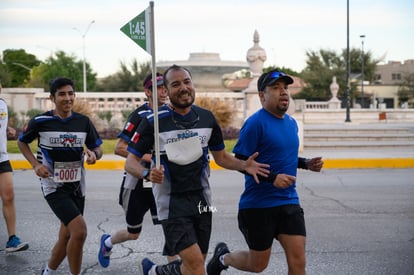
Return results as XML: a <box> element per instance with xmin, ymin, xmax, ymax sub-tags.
<box><xmin>345</xmin><ymin>0</ymin><xmax>351</xmax><ymax>122</ymax></box>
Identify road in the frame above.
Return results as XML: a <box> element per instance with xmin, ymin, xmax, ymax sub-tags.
<box><xmin>1</xmin><ymin>168</ymin><xmax>413</xmax><ymax>274</ymax></box>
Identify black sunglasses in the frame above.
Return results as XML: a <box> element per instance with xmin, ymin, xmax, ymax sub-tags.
<box><xmin>259</xmin><ymin>71</ymin><xmax>287</xmax><ymax>91</ymax></box>
<box><xmin>170</xmin><ymin>108</ymin><xmax>200</xmax><ymax>130</ymax></box>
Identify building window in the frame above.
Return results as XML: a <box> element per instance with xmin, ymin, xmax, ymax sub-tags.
<box><xmin>392</xmin><ymin>73</ymin><xmax>401</xmax><ymax>80</ymax></box>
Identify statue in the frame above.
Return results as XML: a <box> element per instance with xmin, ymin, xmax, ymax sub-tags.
<box><xmin>246</xmin><ymin>30</ymin><xmax>267</xmax><ymax>79</ymax></box>
<box><xmin>330</xmin><ymin>76</ymin><xmax>340</xmax><ymax>101</ymax></box>
<box><xmin>328</xmin><ymin>76</ymin><xmax>341</xmax><ymax>109</ymax></box>
<box><xmin>243</xmin><ymin>30</ymin><xmax>267</xmax><ymax>120</ymax></box>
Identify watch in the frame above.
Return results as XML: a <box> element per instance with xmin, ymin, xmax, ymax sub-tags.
<box><xmin>142</xmin><ymin>169</ymin><xmax>150</xmax><ymax>180</ymax></box>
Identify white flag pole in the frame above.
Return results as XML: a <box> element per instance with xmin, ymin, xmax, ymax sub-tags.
<box><xmin>148</xmin><ymin>1</ymin><xmax>160</xmax><ymax>169</ymax></box>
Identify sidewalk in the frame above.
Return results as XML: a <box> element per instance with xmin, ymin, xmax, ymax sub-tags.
<box><xmin>9</xmin><ymin>147</ymin><xmax>414</xmax><ymax>170</ymax></box>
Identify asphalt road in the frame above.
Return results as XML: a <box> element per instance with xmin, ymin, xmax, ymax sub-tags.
<box><xmin>1</xmin><ymin>168</ymin><xmax>413</xmax><ymax>275</ymax></box>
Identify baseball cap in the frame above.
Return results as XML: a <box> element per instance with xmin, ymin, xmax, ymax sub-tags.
<box><xmin>257</xmin><ymin>70</ymin><xmax>293</xmax><ymax>91</ymax></box>
<box><xmin>143</xmin><ymin>74</ymin><xmax>164</xmax><ymax>89</ymax></box>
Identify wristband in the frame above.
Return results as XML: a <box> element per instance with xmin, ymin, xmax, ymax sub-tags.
<box><xmin>142</xmin><ymin>169</ymin><xmax>150</xmax><ymax>180</ymax></box>
<box><xmin>93</xmin><ymin>151</ymin><xmax>99</xmax><ymax>159</ymax></box>
<box><xmin>267</xmin><ymin>172</ymin><xmax>277</xmax><ymax>183</ymax></box>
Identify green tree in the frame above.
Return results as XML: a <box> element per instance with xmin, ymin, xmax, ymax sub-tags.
<box><xmin>295</xmin><ymin>48</ymin><xmax>380</xmax><ymax>103</ymax></box>
<box><xmin>96</xmin><ymin>60</ymin><xmax>151</xmax><ymax>91</ymax></box>
<box><xmin>28</xmin><ymin>50</ymin><xmax>97</xmax><ymax>91</ymax></box>
<box><xmin>1</xmin><ymin>49</ymin><xmax>40</xmax><ymax>87</ymax></box>
<box><xmin>397</xmin><ymin>73</ymin><xmax>414</xmax><ymax>107</ymax></box>
<box><xmin>262</xmin><ymin>66</ymin><xmax>300</xmax><ymax>77</ymax></box>
<box><xmin>0</xmin><ymin>63</ymin><xmax>11</xmax><ymax>86</ymax></box>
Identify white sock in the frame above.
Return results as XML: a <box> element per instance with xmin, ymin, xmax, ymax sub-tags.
<box><xmin>149</xmin><ymin>265</ymin><xmax>157</xmax><ymax>275</ymax></box>
<box><xmin>219</xmin><ymin>254</ymin><xmax>228</xmax><ymax>266</ymax></box>
<box><xmin>43</xmin><ymin>265</ymin><xmax>56</xmax><ymax>275</ymax></box>
<box><xmin>104</xmin><ymin>236</ymin><xmax>113</xmax><ymax>248</ymax></box>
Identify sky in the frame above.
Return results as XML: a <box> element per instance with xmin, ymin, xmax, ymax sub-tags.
<box><xmin>1</xmin><ymin>0</ymin><xmax>413</xmax><ymax>78</ymax></box>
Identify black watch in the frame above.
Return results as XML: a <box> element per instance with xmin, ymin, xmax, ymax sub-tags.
<box><xmin>142</xmin><ymin>169</ymin><xmax>150</xmax><ymax>180</ymax></box>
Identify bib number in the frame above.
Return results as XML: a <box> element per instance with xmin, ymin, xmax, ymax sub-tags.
<box><xmin>53</xmin><ymin>161</ymin><xmax>82</xmax><ymax>183</ymax></box>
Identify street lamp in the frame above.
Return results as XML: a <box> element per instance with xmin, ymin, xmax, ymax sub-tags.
<box><xmin>360</xmin><ymin>34</ymin><xmax>366</xmax><ymax>108</ymax></box>
<box><xmin>73</xmin><ymin>20</ymin><xmax>95</xmax><ymax>92</ymax></box>
<box><xmin>345</xmin><ymin>0</ymin><xmax>351</xmax><ymax>122</ymax></box>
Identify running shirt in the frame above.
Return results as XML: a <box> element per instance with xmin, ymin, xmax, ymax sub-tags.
<box><xmin>0</xmin><ymin>98</ymin><xmax>9</xmax><ymax>162</ymax></box>
<box><xmin>118</xmin><ymin>103</ymin><xmax>154</xmax><ymax>189</ymax></box>
<box><xmin>18</xmin><ymin>110</ymin><xmax>102</xmax><ymax>197</ymax></box>
<box><xmin>233</xmin><ymin>108</ymin><xmax>300</xmax><ymax>209</ymax></box>
<box><xmin>127</xmin><ymin>104</ymin><xmax>225</xmax><ymax>221</ymax></box>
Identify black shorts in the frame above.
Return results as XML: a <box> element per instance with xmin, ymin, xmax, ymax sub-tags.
<box><xmin>161</xmin><ymin>212</ymin><xmax>212</xmax><ymax>256</ymax></box>
<box><xmin>119</xmin><ymin>179</ymin><xmax>159</xmax><ymax>234</ymax></box>
<box><xmin>238</xmin><ymin>204</ymin><xmax>306</xmax><ymax>251</ymax></box>
<box><xmin>0</xmin><ymin>160</ymin><xmax>13</xmax><ymax>173</ymax></box>
<box><xmin>45</xmin><ymin>182</ymin><xmax>85</xmax><ymax>226</ymax></box>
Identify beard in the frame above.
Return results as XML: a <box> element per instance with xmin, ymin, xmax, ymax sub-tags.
<box><xmin>170</xmin><ymin>92</ymin><xmax>195</xmax><ymax>109</ymax></box>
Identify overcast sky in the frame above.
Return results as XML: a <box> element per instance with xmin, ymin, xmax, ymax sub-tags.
<box><xmin>1</xmin><ymin>0</ymin><xmax>413</xmax><ymax>77</ymax></box>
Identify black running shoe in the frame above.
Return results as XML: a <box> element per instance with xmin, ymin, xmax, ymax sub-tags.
<box><xmin>207</xmin><ymin>242</ymin><xmax>230</xmax><ymax>275</ymax></box>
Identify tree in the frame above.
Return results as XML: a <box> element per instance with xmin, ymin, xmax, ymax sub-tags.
<box><xmin>1</xmin><ymin>49</ymin><xmax>40</xmax><ymax>87</ymax></box>
<box><xmin>262</xmin><ymin>66</ymin><xmax>300</xmax><ymax>77</ymax></box>
<box><xmin>397</xmin><ymin>73</ymin><xmax>414</xmax><ymax>107</ymax></box>
<box><xmin>28</xmin><ymin>50</ymin><xmax>97</xmax><ymax>91</ymax></box>
<box><xmin>294</xmin><ymin>48</ymin><xmax>380</xmax><ymax>103</ymax></box>
<box><xmin>96</xmin><ymin>60</ymin><xmax>151</xmax><ymax>92</ymax></box>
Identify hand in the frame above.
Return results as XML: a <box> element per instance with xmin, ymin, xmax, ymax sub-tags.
<box><xmin>244</xmin><ymin>152</ymin><xmax>270</xmax><ymax>183</ymax></box>
<box><xmin>149</xmin><ymin>165</ymin><xmax>164</xmax><ymax>184</ymax></box>
<box><xmin>306</xmin><ymin>157</ymin><xmax>323</xmax><ymax>172</ymax></box>
<box><xmin>6</xmin><ymin>127</ymin><xmax>16</xmax><ymax>139</ymax></box>
<box><xmin>273</xmin><ymin>174</ymin><xmax>296</xmax><ymax>189</ymax></box>
<box><xmin>85</xmin><ymin>149</ymin><xmax>97</xmax><ymax>165</ymax></box>
<box><xmin>34</xmin><ymin>164</ymin><xmax>50</xmax><ymax>178</ymax></box>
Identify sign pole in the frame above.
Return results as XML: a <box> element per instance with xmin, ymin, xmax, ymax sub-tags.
<box><xmin>148</xmin><ymin>1</ymin><xmax>160</xmax><ymax>169</ymax></box>
<box><xmin>120</xmin><ymin>1</ymin><xmax>160</xmax><ymax>168</ymax></box>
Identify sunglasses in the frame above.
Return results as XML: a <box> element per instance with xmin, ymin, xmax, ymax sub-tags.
<box><xmin>259</xmin><ymin>71</ymin><xmax>287</xmax><ymax>91</ymax></box>
<box><xmin>171</xmin><ymin>108</ymin><xmax>200</xmax><ymax>130</ymax></box>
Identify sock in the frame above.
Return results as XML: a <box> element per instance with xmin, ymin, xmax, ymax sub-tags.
<box><xmin>104</xmin><ymin>236</ymin><xmax>113</xmax><ymax>249</ymax></box>
<box><xmin>219</xmin><ymin>253</ymin><xmax>228</xmax><ymax>266</ymax></box>
<box><xmin>151</xmin><ymin>264</ymin><xmax>159</xmax><ymax>275</ymax></box>
<box><xmin>42</xmin><ymin>265</ymin><xmax>56</xmax><ymax>275</ymax></box>
<box><xmin>8</xmin><ymin>235</ymin><xmax>16</xmax><ymax>241</ymax></box>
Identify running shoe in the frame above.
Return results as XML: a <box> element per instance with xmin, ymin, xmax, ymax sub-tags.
<box><xmin>207</xmin><ymin>242</ymin><xmax>230</xmax><ymax>275</ymax></box>
<box><xmin>5</xmin><ymin>235</ymin><xmax>29</xmax><ymax>252</ymax></box>
<box><xmin>98</xmin><ymin>234</ymin><xmax>112</xmax><ymax>267</ymax></box>
<box><xmin>139</xmin><ymin>257</ymin><xmax>157</xmax><ymax>275</ymax></box>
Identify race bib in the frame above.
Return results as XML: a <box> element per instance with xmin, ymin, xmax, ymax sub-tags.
<box><xmin>53</xmin><ymin>161</ymin><xmax>82</xmax><ymax>183</ymax></box>
<box><xmin>143</xmin><ymin>179</ymin><xmax>152</xmax><ymax>188</ymax></box>
<box><xmin>164</xmin><ymin>136</ymin><xmax>203</xmax><ymax>165</ymax></box>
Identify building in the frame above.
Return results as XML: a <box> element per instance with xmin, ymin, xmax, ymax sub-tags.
<box><xmin>374</xmin><ymin>59</ymin><xmax>414</xmax><ymax>85</ymax></box>
<box><xmin>157</xmin><ymin>52</ymin><xmax>248</xmax><ymax>92</ymax></box>
<box><xmin>361</xmin><ymin>60</ymin><xmax>414</xmax><ymax>108</ymax></box>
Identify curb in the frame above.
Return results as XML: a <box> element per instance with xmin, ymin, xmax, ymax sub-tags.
<box><xmin>10</xmin><ymin>158</ymin><xmax>414</xmax><ymax>170</ymax></box>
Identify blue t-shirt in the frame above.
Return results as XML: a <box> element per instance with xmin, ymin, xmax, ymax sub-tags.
<box><xmin>233</xmin><ymin>108</ymin><xmax>299</xmax><ymax>209</ymax></box>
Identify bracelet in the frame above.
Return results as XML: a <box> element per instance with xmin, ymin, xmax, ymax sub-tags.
<box><xmin>93</xmin><ymin>151</ymin><xmax>99</xmax><ymax>159</ymax></box>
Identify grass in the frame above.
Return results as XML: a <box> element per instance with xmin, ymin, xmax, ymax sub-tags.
<box><xmin>7</xmin><ymin>139</ymin><xmax>236</xmax><ymax>154</ymax></box>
